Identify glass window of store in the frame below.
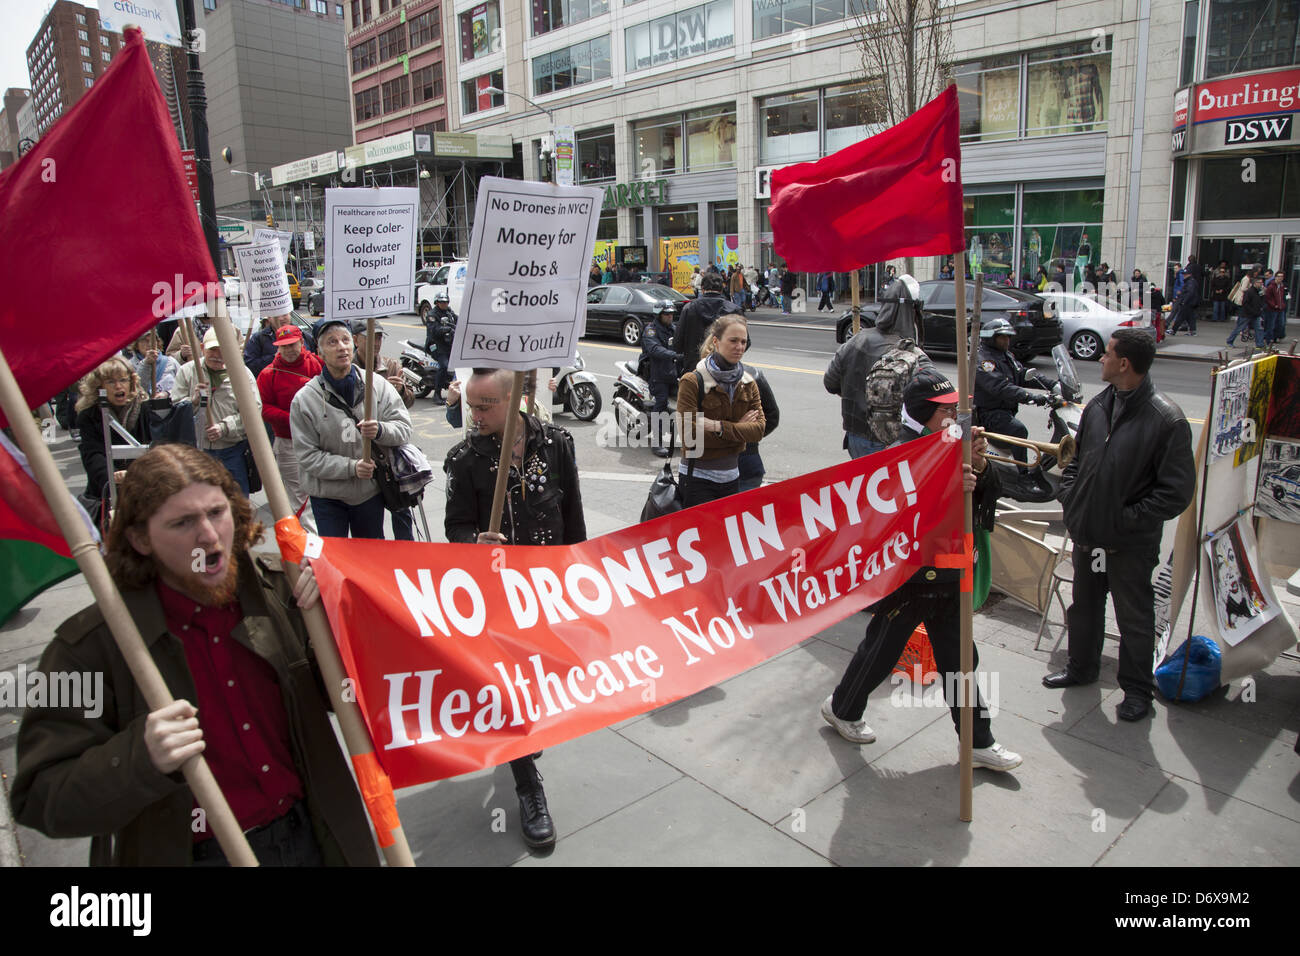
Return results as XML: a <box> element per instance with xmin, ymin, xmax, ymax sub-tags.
<box><xmin>755</xmin><ymin>0</ymin><xmax>861</xmax><ymax>39</ymax></box>
<box><xmin>597</xmin><ymin>209</ymin><xmax>617</xmax><ymax>240</ymax></box>
<box><xmin>686</xmin><ymin>105</ymin><xmax>737</xmax><ymax>170</ymax></box>
<box><xmin>1180</xmin><ymin>0</ymin><xmax>1200</xmax><ymax>85</ymax></box>
<box><xmin>824</xmin><ymin>83</ymin><xmax>877</xmax><ymax>152</ymax></box>
<box><xmin>634</xmin><ymin>115</ymin><xmax>684</xmax><ymax>177</ymax></box>
<box><xmin>658</xmin><ymin>205</ymin><xmax>700</xmax><ymax>287</ymax></box>
<box><xmin>460</xmin><ymin>2</ymin><xmax>501</xmax><ymax>62</ymax></box>
<box><xmin>462</xmin><ymin>71</ymin><xmax>505</xmax><ymax>114</ymax></box>
<box><xmin>1198</xmin><ymin>155</ymin><xmax>1296</xmax><ymax>218</ymax></box>
<box><xmin>533</xmin><ymin>36</ymin><xmax>611</xmax><ymax>95</ymax></box>
<box><xmin>1026</xmin><ymin>43</ymin><xmax>1109</xmax><ymax>136</ymax></box>
<box><xmin>955</xmin><ymin>54</ymin><xmax>1019</xmax><ymax>142</ymax></box>
<box><xmin>760</xmin><ymin>89</ymin><xmax>820</xmax><ymax>163</ymax></box>
<box><xmin>578</xmin><ymin>127</ymin><xmax>616</xmax><ymax>182</ymax></box>
<box><xmin>532</xmin><ymin>0</ymin><xmax>610</xmax><ymax>36</ymax></box>
<box><xmin>625</xmin><ymin>0</ymin><xmax>734</xmax><ymax>72</ymax></box>
<box><xmin>1020</xmin><ymin>188</ymin><xmax>1104</xmax><ymax>288</ymax></box>
<box><xmin>965</xmin><ymin>192</ymin><xmax>1015</xmax><ymax>281</ymax></box>
<box><xmin>1205</xmin><ymin>0</ymin><xmax>1300</xmax><ymax>79</ymax></box>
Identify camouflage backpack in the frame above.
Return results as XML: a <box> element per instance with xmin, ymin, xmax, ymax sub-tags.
<box><xmin>865</xmin><ymin>338</ymin><xmax>924</xmax><ymax>444</ymax></box>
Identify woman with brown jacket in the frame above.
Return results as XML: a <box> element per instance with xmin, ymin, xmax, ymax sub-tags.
<box><xmin>675</xmin><ymin>314</ymin><xmax>765</xmax><ymax>508</ymax></box>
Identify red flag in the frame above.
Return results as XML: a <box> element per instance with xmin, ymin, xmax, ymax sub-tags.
<box><xmin>0</xmin><ymin>27</ymin><xmax>217</xmax><ymax>426</ymax></box>
<box><xmin>769</xmin><ymin>85</ymin><xmax>964</xmax><ymax>272</ymax></box>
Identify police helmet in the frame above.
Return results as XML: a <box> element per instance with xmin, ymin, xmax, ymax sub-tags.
<box><xmin>435</xmin><ymin>291</ymin><xmax>450</xmax><ymax>304</ymax></box>
<box><xmin>980</xmin><ymin>317</ymin><xmax>1015</xmax><ymax>339</ymax></box>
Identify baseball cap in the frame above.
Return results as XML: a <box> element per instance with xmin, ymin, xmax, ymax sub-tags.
<box><xmin>312</xmin><ymin>317</ymin><xmax>351</xmax><ymax>340</ymax></box>
<box><xmin>202</xmin><ymin>327</ymin><xmax>220</xmax><ymax>350</ymax></box>
<box><xmin>350</xmin><ymin>319</ymin><xmax>385</xmax><ymax>337</ymax></box>
<box><xmin>903</xmin><ymin>368</ymin><xmax>959</xmax><ymax>424</ymax></box>
<box><xmin>274</xmin><ymin>324</ymin><xmax>303</xmax><ymax>345</ymax></box>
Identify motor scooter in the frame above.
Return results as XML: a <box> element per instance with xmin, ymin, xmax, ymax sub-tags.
<box><xmin>400</xmin><ymin>340</ymin><xmax>442</xmax><ymax>399</ymax></box>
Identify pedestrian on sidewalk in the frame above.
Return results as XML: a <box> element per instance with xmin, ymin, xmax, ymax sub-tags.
<box><xmin>1044</xmin><ymin>330</ymin><xmax>1194</xmax><ymax>721</ymax></box>
<box><xmin>1264</xmin><ymin>272</ymin><xmax>1286</xmax><ymax>346</ymax></box>
<box><xmin>1228</xmin><ymin>274</ymin><xmax>1265</xmax><ymax>347</ymax></box>
<box><xmin>816</xmin><ymin>271</ymin><xmax>834</xmax><ymax>311</ymax></box>
<box><xmin>780</xmin><ymin>268</ymin><xmax>798</xmax><ymax>313</ymax></box>
<box><xmin>1166</xmin><ymin>257</ymin><xmax>1201</xmax><ymax>336</ymax></box>
<box><xmin>9</xmin><ymin>443</ymin><xmax>378</xmax><ymax>866</ymax></box>
<box><xmin>821</xmin><ymin>369</ymin><xmax>1022</xmax><ymax>771</ymax></box>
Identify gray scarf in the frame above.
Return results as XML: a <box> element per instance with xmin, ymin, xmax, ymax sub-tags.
<box><xmin>706</xmin><ymin>353</ymin><xmax>744</xmax><ymax>400</ymax></box>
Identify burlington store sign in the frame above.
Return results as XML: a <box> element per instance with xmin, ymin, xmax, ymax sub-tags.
<box><xmin>1174</xmin><ymin>66</ymin><xmax>1300</xmax><ymax>155</ymax></box>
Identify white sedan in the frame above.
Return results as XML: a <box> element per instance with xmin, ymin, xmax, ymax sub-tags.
<box><xmin>1039</xmin><ymin>292</ymin><xmax>1154</xmax><ymax>361</ymax></box>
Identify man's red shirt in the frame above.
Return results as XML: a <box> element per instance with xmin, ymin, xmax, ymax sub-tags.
<box><xmin>258</xmin><ymin>350</ymin><xmax>323</xmax><ymax>438</ymax></box>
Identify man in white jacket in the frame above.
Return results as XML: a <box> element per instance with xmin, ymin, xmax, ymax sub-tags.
<box><xmin>290</xmin><ymin>318</ymin><xmax>413</xmax><ymax>538</ymax></box>
<box><xmin>170</xmin><ymin>327</ymin><xmax>261</xmax><ymax>495</ymax></box>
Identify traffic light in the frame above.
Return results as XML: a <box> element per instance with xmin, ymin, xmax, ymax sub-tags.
<box><xmin>266</xmin><ymin>215</ymin><xmax>274</xmax><ymax>227</ymax></box>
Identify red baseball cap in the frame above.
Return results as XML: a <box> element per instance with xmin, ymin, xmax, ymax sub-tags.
<box><xmin>274</xmin><ymin>324</ymin><xmax>303</xmax><ymax>345</ymax></box>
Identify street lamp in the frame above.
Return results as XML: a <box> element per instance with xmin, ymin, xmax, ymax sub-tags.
<box><xmin>483</xmin><ymin>85</ymin><xmax>557</xmax><ymax>182</ymax></box>
<box><xmin>418</xmin><ymin>168</ymin><xmax>430</xmax><ymax>267</ymax></box>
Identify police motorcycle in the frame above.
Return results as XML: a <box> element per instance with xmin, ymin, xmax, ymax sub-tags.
<box><xmin>611</xmin><ymin>357</ymin><xmax>653</xmax><ymax>441</ymax></box>
<box><xmin>990</xmin><ymin>344</ymin><xmax>1083</xmax><ymax>502</ymax></box>
<box><xmin>549</xmin><ymin>353</ymin><xmax>603</xmax><ymax>421</ymax></box>
<box><xmin>399</xmin><ymin>340</ymin><xmax>442</xmax><ymax>399</ymax></box>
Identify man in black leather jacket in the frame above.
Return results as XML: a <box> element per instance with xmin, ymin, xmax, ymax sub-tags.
<box><xmin>640</xmin><ymin>304</ymin><xmax>679</xmax><ymax>457</ymax></box>
<box><xmin>676</xmin><ymin>272</ymin><xmax>741</xmax><ymax>375</ymax></box>
<box><xmin>443</xmin><ymin>368</ymin><xmax>587</xmax><ymax>850</ymax></box>
<box><xmin>1044</xmin><ymin>330</ymin><xmax>1195</xmax><ymax>721</ymax></box>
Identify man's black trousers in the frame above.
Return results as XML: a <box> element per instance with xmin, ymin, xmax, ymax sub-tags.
<box><xmin>1065</xmin><ymin>543</ymin><xmax>1159</xmax><ymax>701</ymax></box>
<box><xmin>831</xmin><ymin>583</ymin><xmax>995</xmax><ymax>749</ymax></box>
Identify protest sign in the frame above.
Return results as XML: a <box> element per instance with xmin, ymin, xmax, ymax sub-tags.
<box><xmin>311</xmin><ymin>432</ymin><xmax>964</xmax><ymax>787</ymax></box>
<box><xmin>449</xmin><ymin>177</ymin><xmax>602</xmax><ymax>371</ymax></box>
<box><xmin>253</xmin><ymin>228</ymin><xmax>293</xmax><ymax>266</ymax></box>
<box><xmin>324</xmin><ymin>187</ymin><xmax>418</xmax><ymax>323</ymax></box>
<box><xmin>233</xmin><ymin>238</ymin><xmax>292</xmax><ymax>317</ymax></box>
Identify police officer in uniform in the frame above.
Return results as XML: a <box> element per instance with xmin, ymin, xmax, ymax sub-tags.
<box><xmin>422</xmin><ymin>291</ymin><xmax>458</xmax><ymax>405</ymax></box>
<box><xmin>974</xmin><ymin>317</ymin><xmax>1055</xmax><ymax>469</ymax></box>
<box><xmin>640</xmin><ymin>304</ymin><xmax>679</xmax><ymax>457</ymax></box>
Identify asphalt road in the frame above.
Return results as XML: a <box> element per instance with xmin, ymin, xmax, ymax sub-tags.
<box><xmin>372</xmin><ymin>310</ymin><xmax>1213</xmax><ymax>541</ymax></box>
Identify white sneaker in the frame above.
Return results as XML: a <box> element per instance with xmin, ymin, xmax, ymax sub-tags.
<box><xmin>970</xmin><ymin>742</ymin><xmax>1023</xmax><ymax>772</ymax></box>
<box><xmin>821</xmin><ymin>695</ymin><xmax>876</xmax><ymax>744</ymax></box>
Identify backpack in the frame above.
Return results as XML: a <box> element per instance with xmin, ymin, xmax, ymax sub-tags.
<box><xmin>864</xmin><ymin>339</ymin><xmax>924</xmax><ymax>445</ymax></box>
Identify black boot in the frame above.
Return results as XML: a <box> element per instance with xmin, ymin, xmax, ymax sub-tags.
<box><xmin>511</xmin><ymin>757</ymin><xmax>555</xmax><ymax>849</ymax></box>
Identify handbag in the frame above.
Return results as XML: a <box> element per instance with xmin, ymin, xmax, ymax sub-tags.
<box><xmin>242</xmin><ymin>441</ymin><xmax>262</xmax><ymax>495</ymax></box>
<box><xmin>640</xmin><ymin>431</ymin><xmax>695</xmax><ymax>522</ymax></box>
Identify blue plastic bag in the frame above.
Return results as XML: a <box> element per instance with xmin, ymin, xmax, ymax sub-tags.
<box><xmin>1155</xmin><ymin>634</ymin><xmax>1222</xmax><ymax>702</ymax></box>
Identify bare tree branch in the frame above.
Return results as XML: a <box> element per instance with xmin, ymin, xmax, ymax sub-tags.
<box><xmin>852</xmin><ymin>0</ymin><xmax>955</xmax><ymax>127</ymax></box>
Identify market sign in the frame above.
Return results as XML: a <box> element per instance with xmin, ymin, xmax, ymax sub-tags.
<box><xmin>602</xmin><ymin>178</ymin><xmax>670</xmax><ymax>209</ymax></box>
<box><xmin>271</xmin><ymin>149</ymin><xmax>341</xmax><ymax>187</ymax></box>
<box><xmin>1175</xmin><ymin>66</ymin><xmax>1300</xmax><ymax>156</ymax></box>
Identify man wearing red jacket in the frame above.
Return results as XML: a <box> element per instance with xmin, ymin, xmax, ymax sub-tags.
<box><xmin>258</xmin><ymin>325</ymin><xmax>323</xmax><ymax>529</ymax></box>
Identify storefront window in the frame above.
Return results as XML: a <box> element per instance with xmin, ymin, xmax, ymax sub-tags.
<box><xmin>1026</xmin><ymin>44</ymin><xmax>1109</xmax><ymax>136</ymax></box>
<box><xmin>713</xmin><ymin>201</ymin><xmax>738</xmax><ymax>266</ymax></box>
<box><xmin>754</xmin><ymin>0</ymin><xmax>813</xmax><ymax>39</ymax></box>
<box><xmin>965</xmin><ymin>192</ymin><xmax>1015</xmax><ymax>281</ymax></box>
<box><xmin>955</xmin><ymin>54</ymin><xmax>1019</xmax><ymax>142</ymax></box>
<box><xmin>760</xmin><ymin>89</ymin><xmax>819</xmax><ymax>163</ymax></box>
<box><xmin>685</xmin><ymin>105</ymin><xmax>737</xmax><ymax>170</ymax></box>
<box><xmin>1205</xmin><ymin>0</ymin><xmax>1300</xmax><ymax>79</ymax></box>
<box><xmin>1181</xmin><ymin>0</ymin><xmax>1200</xmax><ymax>85</ymax></box>
<box><xmin>657</xmin><ymin>205</ymin><xmax>699</xmax><ymax>236</ymax></box>
<box><xmin>578</xmin><ymin>127</ymin><xmax>616</xmax><ymax>182</ymax></box>
<box><xmin>532</xmin><ymin>0</ymin><xmax>610</xmax><ymax>36</ymax></box>
<box><xmin>1198</xmin><ymin>155</ymin><xmax>1293</xmax><ymax>218</ymax></box>
<box><xmin>824</xmin><ymin>83</ymin><xmax>877</xmax><ymax>152</ymax></box>
<box><xmin>1021</xmin><ymin>188</ymin><xmax>1104</xmax><ymax>287</ymax></box>
<box><xmin>634</xmin><ymin>115</ymin><xmax>684</xmax><ymax>178</ymax></box>
<box><xmin>597</xmin><ymin>209</ymin><xmax>617</xmax><ymax>240</ymax></box>
<box><xmin>460</xmin><ymin>2</ymin><xmax>502</xmax><ymax>63</ymax></box>
<box><xmin>461</xmin><ymin>71</ymin><xmax>504</xmax><ymax>115</ymax></box>
<box><xmin>1171</xmin><ymin>158</ymin><xmax>1188</xmax><ymax>221</ymax></box>
<box><xmin>533</xmin><ymin>35</ymin><xmax>611</xmax><ymax>95</ymax></box>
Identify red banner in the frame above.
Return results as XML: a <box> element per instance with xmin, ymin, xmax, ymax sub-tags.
<box><xmin>311</xmin><ymin>433</ymin><xmax>964</xmax><ymax>789</ymax></box>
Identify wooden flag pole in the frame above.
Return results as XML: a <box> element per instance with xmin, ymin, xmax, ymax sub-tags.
<box><xmin>207</xmin><ymin>298</ymin><xmax>416</xmax><ymax>866</ymax></box>
<box><xmin>182</xmin><ymin>315</ymin><xmax>212</xmax><ymax>432</ymax></box>
<box><xmin>0</xmin><ymin>345</ymin><xmax>258</xmax><ymax>866</ymax></box>
<box><xmin>361</xmin><ymin>316</ymin><xmax>376</xmax><ymax>463</ymax></box>
<box><xmin>850</xmin><ymin>270</ymin><xmax>861</xmax><ymax>337</ymax></box>
<box><xmin>488</xmin><ymin>371</ymin><xmax>527</xmax><ymax>536</ymax></box>
<box><xmin>954</xmin><ymin>256</ymin><xmax>975</xmax><ymax>823</ymax></box>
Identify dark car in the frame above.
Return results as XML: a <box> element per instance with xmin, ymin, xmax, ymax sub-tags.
<box><xmin>308</xmin><ymin>285</ymin><xmax>325</xmax><ymax>316</ymax></box>
<box><xmin>584</xmin><ymin>282</ymin><xmax>688</xmax><ymax>345</ymax></box>
<box><xmin>835</xmin><ymin>280</ymin><xmax>1061</xmax><ymax>360</ymax></box>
